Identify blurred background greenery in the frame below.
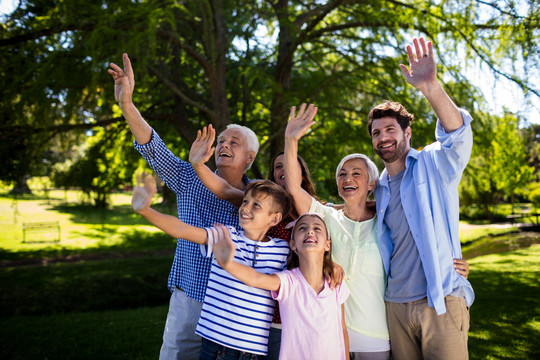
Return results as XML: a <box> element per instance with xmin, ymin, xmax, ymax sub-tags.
<box><xmin>1</xmin><ymin>0</ymin><xmax>539</xmax><ymax>358</ymax></box>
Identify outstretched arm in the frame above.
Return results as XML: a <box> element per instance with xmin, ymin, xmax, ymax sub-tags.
<box><xmin>132</xmin><ymin>174</ymin><xmax>207</xmax><ymax>243</ymax></box>
<box><xmin>213</xmin><ymin>226</ymin><xmax>281</xmax><ymax>291</ymax></box>
<box><xmin>400</xmin><ymin>38</ymin><xmax>463</xmax><ymax>132</ymax></box>
<box><xmin>108</xmin><ymin>53</ymin><xmax>152</xmax><ymax>144</ymax></box>
<box><xmin>189</xmin><ymin>125</ymin><xmax>244</xmax><ymax>207</ymax></box>
<box><xmin>284</xmin><ymin>104</ymin><xmax>318</xmax><ymax>215</ymax></box>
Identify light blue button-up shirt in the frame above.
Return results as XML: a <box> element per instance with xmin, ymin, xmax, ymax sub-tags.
<box><xmin>375</xmin><ymin>109</ymin><xmax>475</xmax><ymax>315</ymax></box>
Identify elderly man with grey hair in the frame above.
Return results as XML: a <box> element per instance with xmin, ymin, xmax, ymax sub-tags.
<box><xmin>109</xmin><ymin>54</ymin><xmax>259</xmax><ymax>360</ymax></box>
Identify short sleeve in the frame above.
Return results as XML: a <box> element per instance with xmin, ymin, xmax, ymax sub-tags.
<box><xmin>337</xmin><ymin>281</ymin><xmax>350</xmax><ymax>305</ymax></box>
<box><xmin>272</xmin><ymin>270</ymin><xmax>292</xmax><ymax>301</ymax></box>
<box><xmin>309</xmin><ymin>197</ymin><xmax>334</xmax><ymax>218</ymax></box>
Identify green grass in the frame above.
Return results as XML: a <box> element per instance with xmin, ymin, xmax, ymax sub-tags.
<box><xmin>467</xmin><ymin>245</ymin><xmax>540</xmax><ymax>359</ymax></box>
<box><xmin>0</xmin><ymin>306</ymin><xmax>168</xmax><ymax>359</ymax></box>
<box><xmin>0</xmin><ymin>256</ymin><xmax>173</xmax><ymax>317</ymax></box>
<box><xmin>0</xmin><ymin>190</ymin><xmax>176</xmax><ymax>260</ymax></box>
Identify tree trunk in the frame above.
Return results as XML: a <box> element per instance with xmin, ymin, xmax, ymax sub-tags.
<box><xmin>270</xmin><ymin>0</ymin><xmax>297</xmax><ymax>158</ymax></box>
<box><xmin>10</xmin><ymin>175</ymin><xmax>32</xmax><ymax>195</ymax></box>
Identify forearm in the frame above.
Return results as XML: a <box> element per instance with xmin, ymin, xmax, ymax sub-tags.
<box><xmin>284</xmin><ymin>137</ymin><xmax>312</xmax><ymax>215</ymax></box>
<box><xmin>420</xmin><ymin>80</ymin><xmax>463</xmax><ymax>133</ymax></box>
<box><xmin>221</xmin><ymin>261</ymin><xmax>281</xmax><ymax>292</ymax></box>
<box><xmin>192</xmin><ymin>163</ymin><xmax>244</xmax><ymax>207</ymax></box>
<box><xmin>119</xmin><ymin>102</ymin><xmax>153</xmax><ymax>145</ymax></box>
<box><xmin>342</xmin><ymin>304</ymin><xmax>349</xmax><ymax>359</ymax></box>
<box><xmin>137</xmin><ymin>207</ymin><xmax>206</xmax><ymax>244</ymax></box>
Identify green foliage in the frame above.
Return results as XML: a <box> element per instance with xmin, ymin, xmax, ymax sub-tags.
<box><xmin>491</xmin><ymin>115</ymin><xmax>534</xmax><ymax>200</ymax></box>
<box><xmin>528</xmin><ymin>182</ymin><xmax>540</xmax><ymax>210</ymax></box>
<box><xmin>51</xmin><ymin>123</ymin><xmax>139</xmax><ymax>207</ymax></box>
<box><xmin>1</xmin><ymin>0</ymin><xmax>539</xmax><ymax>198</ymax></box>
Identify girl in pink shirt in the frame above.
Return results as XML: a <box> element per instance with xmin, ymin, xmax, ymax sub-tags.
<box><xmin>213</xmin><ymin>213</ymin><xmax>350</xmax><ymax>360</ymax></box>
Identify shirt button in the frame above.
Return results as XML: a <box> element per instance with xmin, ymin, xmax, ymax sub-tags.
<box><xmin>256</xmin><ymin>254</ymin><xmax>259</xmax><ymax>257</ymax></box>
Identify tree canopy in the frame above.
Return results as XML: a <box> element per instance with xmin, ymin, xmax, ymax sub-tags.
<box><xmin>1</xmin><ymin>0</ymin><xmax>538</xmax><ymax>204</ymax></box>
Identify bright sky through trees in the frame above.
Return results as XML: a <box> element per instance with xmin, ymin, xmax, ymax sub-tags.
<box><xmin>1</xmin><ymin>0</ymin><xmax>538</xmax><ymax>124</ymax></box>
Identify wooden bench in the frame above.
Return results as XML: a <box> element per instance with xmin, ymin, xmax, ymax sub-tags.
<box><xmin>506</xmin><ymin>213</ymin><xmax>540</xmax><ymax>225</ymax></box>
<box><xmin>22</xmin><ymin>221</ymin><xmax>61</xmax><ymax>243</ymax></box>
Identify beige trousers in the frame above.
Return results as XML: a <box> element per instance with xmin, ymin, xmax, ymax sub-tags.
<box><xmin>385</xmin><ymin>296</ymin><xmax>469</xmax><ymax>360</ymax></box>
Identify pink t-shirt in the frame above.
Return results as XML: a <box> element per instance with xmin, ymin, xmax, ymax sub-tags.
<box><xmin>272</xmin><ymin>267</ymin><xmax>350</xmax><ymax>360</ymax></box>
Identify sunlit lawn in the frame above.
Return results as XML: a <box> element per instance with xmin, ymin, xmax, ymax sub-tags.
<box><xmin>0</xmin><ymin>189</ymin><xmax>176</xmax><ymax>260</ymax></box>
<box><xmin>467</xmin><ymin>245</ymin><xmax>540</xmax><ymax>359</ymax></box>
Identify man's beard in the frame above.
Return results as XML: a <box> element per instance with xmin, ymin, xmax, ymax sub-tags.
<box><xmin>375</xmin><ymin>135</ymin><xmax>408</xmax><ymax>163</ymax></box>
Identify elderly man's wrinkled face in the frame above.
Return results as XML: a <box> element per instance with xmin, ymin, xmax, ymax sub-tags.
<box><xmin>215</xmin><ymin>128</ymin><xmax>253</xmax><ymax>171</ymax></box>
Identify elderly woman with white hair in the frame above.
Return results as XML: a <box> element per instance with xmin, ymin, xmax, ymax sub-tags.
<box><xmin>284</xmin><ymin>104</ymin><xmax>391</xmax><ymax>360</ymax></box>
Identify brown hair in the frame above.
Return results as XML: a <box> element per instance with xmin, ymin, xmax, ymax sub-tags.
<box><xmin>269</xmin><ymin>151</ymin><xmax>318</xmax><ymax>199</ymax></box>
<box><xmin>244</xmin><ymin>179</ymin><xmax>293</xmax><ymax>219</ymax></box>
<box><xmin>367</xmin><ymin>100</ymin><xmax>415</xmax><ymax>135</ymax></box>
<box><xmin>286</xmin><ymin>214</ymin><xmax>335</xmax><ymax>280</ymax></box>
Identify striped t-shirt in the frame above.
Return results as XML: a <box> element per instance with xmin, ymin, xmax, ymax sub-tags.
<box><xmin>196</xmin><ymin>226</ymin><xmax>290</xmax><ymax>355</ymax></box>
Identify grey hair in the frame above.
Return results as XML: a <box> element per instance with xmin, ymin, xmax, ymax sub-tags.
<box><xmin>335</xmin><ymin>153</ymin><xmax>379</xmax><ymax>195</ymax></box>
<box><xmin>221</xmin><ymin>124</ymin><xmax>259</xmax><ymax>170</ymax></box>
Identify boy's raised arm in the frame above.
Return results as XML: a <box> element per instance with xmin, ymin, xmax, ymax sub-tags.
<box><xmin>284</xmin><ymin>104</ymin><xmax>318</xmax><ymax>215</ymax></box>
<box><xmin>212</xmin><ymin>226</ymin><xmax>281</xmax><ymax>291</ymax></box>
<box><xmin>189</xmin><ymin>125</ymin><xmax>244</xmax><ymax>207</ymax></box>
<box><xmin>132</xmin><ymin>174</ymin><xmax>208</xmax><ymax>244</ymax></box>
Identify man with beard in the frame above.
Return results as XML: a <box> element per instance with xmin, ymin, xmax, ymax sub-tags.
<box><xmin>367</xmin><ymin>37</ymin><xmax>474</xmax><ymax>359</ymax></box>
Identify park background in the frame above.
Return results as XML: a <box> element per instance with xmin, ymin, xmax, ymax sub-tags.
<box><xmin>1</xmin><ymin>0</ymin><xmax>539</xmax><ymax>359</ymax></box>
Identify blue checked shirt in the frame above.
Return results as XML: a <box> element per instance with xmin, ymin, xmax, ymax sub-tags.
<box><xmin>135</xmin><ymin>130</ymin><xmax>250</xmax><ymax>302</ymax></box>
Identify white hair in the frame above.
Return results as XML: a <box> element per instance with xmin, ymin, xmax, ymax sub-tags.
<box><xmin>221</xmin><ymin>124</ymin><xmax>259</xmax><ymax>170</ymax></box>
<box><xmin>335</xmin><ymin>153</ymin><xmax>379</xmax><ymax>195</ymax></box>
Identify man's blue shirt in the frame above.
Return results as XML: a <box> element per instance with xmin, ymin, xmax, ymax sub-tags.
<box><xmin>135</xmin><ymin>130</ymin><xmax>249</xmax><ymax>302</ymax></box>
<box><xmin>375</xmin><ymin>109</ymin><xmax>475</xmax><ymax>315</ymax></box>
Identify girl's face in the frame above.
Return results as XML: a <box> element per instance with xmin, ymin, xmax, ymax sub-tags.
<box><xmin>291</xmin><ymin>215</ymin><xmax>330</xmax><ymax>255</ymax></box>
<box><xmin>272</xmin><ymin>154</ymin><xmax>286</xmax><ymax>188</ymax></box>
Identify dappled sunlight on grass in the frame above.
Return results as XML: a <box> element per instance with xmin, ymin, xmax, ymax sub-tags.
<box><xmin>1</xmin><ymin>192</ymin><xmax>177</xmax><ymax>259</ymax></box>
<box><xmin>467</xmin><ymin>245</ymin><xmax>540</xmax><ymax>359</ymax></box>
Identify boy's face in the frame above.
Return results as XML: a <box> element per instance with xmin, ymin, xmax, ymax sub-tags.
<box><xmin>239</xmin><ymin>190</ymin><xmax>281</xmax><ymax>232</ymax></box>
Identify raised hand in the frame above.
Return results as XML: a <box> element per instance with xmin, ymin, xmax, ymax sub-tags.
<box><xmin>189</xmin><ymin>125</ymin><xmax>216</xmax><ymax>167</ymax></box>
<box><xmin>212</xmin><ymin>225</ymin><xmax>236</xmax><ymax>268</ymax></box>
<box><xmin>132</xmin><ymin>173</ymin><xmax>157</xmax><ymax>212</ymax></box>
<box><xmin>108</xmin><ymin>53</ymin><xmax>135</xmax><ymax>106</ymax></box>
<box><xmin>399</xmin><ymin>38</ymin><xmax>437</xmax><ymax>94</ymax></box>
<box><xmin>285</xmin><ymin>103</ymin><xmax>318</xmax><ymax>142</ymax></box>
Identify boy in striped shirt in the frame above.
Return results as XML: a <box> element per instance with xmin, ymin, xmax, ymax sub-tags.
<box><xmin>133</xmin><ymin>178</ymin><xmax>293</xmax><ymax>358</ymax></box>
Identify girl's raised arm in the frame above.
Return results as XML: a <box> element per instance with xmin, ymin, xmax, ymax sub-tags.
<box><xmin>189</xmin><ymin>125</ymin><xmax>244</xmax><ymax>207</ymax></box>
<box><xmin>212</xmin><ymin>226</ymin><xmax>281</xmax><ymax>291</ymax></box>
<box><xmin>284</xmin><ymin>104</ymin><xmax>318</xmax><ymax>215</ymax></box>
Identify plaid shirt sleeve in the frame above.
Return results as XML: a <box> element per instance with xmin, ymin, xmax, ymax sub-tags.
<box><xmin>134</xmin><ymin>129</ymin><xmax>249</xmax><ymax>302</ymax></box>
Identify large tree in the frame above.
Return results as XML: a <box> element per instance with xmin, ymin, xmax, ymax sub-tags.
<box><xmin>1</xmin><ymin>0</ymin><xmax>538</xmax><ymax>201</ymax></box>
